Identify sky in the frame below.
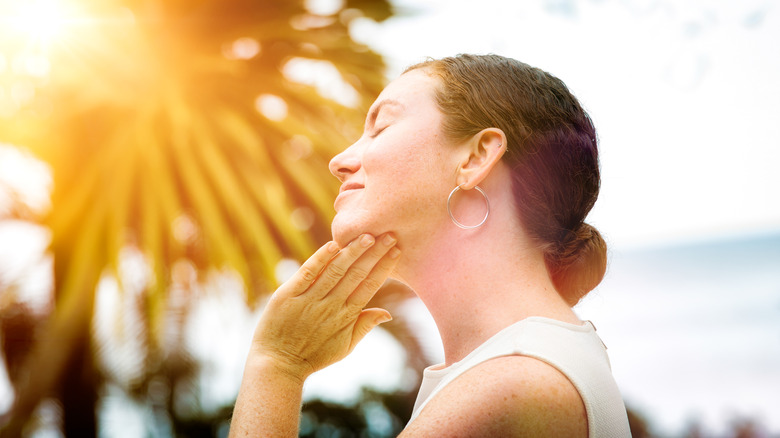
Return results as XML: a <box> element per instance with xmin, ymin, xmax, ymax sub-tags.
<box><xmin>2</xmin><ymin>0</ymin><xmax>780</xmax><ymax>434</ymax></box>
<box><xmin>302</xmin><ymin>0</ymin><xmax>780</xmax><ymax>433</ymax></box>
<box><xmin>343</xmin><ymin>0</ymin><xmax>780</xmax><ymax>249</ymax></box>
<box><xmin>3</xmin><ymin>0</ymin><xmax>779</xmax><ymax>251</ymax></box>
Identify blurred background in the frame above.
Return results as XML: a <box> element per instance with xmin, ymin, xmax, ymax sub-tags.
<box><xmin>0</xmin><ymin>0</ymin><xmax>778</xmax><ymax>436</ymax></box>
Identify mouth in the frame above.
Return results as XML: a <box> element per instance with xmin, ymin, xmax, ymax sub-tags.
<box><xmin>339</xmin><ymin>182</ymin><xmax>364</xmax><ymax>194</ymax></box>
<box><xmin>334</xmin><ymin>182</ymin><xmax>363</xmax><ymax>210</ymax></box>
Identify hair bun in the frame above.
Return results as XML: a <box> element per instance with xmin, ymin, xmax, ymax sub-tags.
<box><xmin>544</xmin><ymin>223</ymin><xmax>607</xmax><ymax>306</ymax></box>
<box><xmin>406</xmin><ymin>54</ymin><xmax>605</xmax><ymax>305</ymax></box>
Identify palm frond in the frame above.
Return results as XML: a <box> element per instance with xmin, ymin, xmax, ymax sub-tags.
<box><xmin>2</xmin><ymin>0</ymin><xmax>396</xmax><ymax>432</ymax></box>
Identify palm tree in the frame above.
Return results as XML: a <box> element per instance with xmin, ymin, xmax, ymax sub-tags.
<box><xmin>0</xmin><ymin>0</ymin><xmax>400</xmax><ymax>435</ymax></box>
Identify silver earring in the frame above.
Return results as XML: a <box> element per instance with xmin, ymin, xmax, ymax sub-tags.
<box><xmin>447</xmin><ymin>185</ymin><xmax>490</xmax><ymax>229</ymax></box>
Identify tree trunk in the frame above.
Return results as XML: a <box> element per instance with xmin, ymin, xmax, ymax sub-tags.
<box><xmin>60</xmin><ymin>334</ymin><xmax>98</xmax><ymax>437</ymax></box>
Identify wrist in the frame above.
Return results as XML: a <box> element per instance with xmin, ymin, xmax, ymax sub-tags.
<box><xmin>245</xmin><ymin>352</ymin><xmax>312</xmax><ymax>386</ymax></box>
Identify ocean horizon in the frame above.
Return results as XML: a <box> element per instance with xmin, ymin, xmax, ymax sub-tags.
<box><xmin>2</xmin><ymin>225</ymin><xmax>779</xmax><ymax>436</ymax></box>
<box><xmin>575</xmin><ymin>230</ymin><xmax>780</xmax><ymax>436</ymax></box>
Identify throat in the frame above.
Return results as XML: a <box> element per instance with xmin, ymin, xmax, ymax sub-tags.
<box><xmin>400</xmin><ymin>240</ymin><xmax>577</xmax><ymax>366</ymax></box>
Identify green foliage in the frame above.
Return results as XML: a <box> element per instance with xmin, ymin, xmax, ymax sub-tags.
<box><xmin>0</xmin><ymin>0</ymin><xmax>394</xmax><ymax>434</ymax></box>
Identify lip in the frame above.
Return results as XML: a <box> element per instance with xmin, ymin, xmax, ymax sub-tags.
<box><xmin>339</xmin><ymin>182</ymin><xmax>364</xmax><ymax>194</ymax></box>
<box><xmin>334</xmin><ymin>182</ymin><xmax>364</xmax><ymax>209</ymax></box>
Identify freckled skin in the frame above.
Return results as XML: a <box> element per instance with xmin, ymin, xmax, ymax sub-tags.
<box><xmin>231</xmin><ymin>68</ymin><xmax>590</xmax><ymax>438</ymax></box>
<box><xmin>401</xmin><ymin>356</ymin><xmax>588</xmax><ymax>437</ymax></box>
<box><xmin>328</xmin><ymin>71</ymin><xmax>589</xmax><ymax>437</ymax></box>
<box><xmin>329</xmin><ymin>70</ymin><xmax>462</xmax><ymax>252</ymax></box>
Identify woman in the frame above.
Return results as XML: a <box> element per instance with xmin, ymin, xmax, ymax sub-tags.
<box><xmin>230</xmin><ymin>54</ymin><xmax>631</xmax><ymax>437</ymax></box>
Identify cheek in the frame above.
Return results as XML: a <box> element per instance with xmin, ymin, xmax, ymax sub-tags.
<box><xmin>331</xmin><ymin>133</ymin><xmax>451</xmax><ymax>243</ymax></box>
<box><xmin>365</xmin><ymin>133</ymin><xmax>441</xmax><ymax>182</ymax></box>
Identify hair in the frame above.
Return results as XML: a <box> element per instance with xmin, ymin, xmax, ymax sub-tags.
<box><xmin>406</xmin><ymin>54</ymin><xmax>606</xmax><ymax>305</ymax></box>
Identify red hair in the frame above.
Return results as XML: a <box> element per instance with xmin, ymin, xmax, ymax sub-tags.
<box><xmin>407</xmin><ymin>54</ymin><xmax>606</xmax><ymax>305</ymax></box>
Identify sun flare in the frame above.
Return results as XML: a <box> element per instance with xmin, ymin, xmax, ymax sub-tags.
<box><xmin>0</xmin><ymin>0</ymin><xmax>93</xmax><ymax>116</ymax></box>
<box><xmin>19</xmin><ymin>5</ymin><xmax>64</xmax><ymax>41</ymax></box>
<box><xmin>1</xmin><ymin>0</ymin><xmax>77</xmax><ymax>47</ymax></box>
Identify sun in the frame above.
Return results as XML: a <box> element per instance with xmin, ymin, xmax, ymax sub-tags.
<box><xmin>1</xmin><ymin>0</ymin><xmax>77</xmax><ymax>48</ymax></box>
<box><xmin>0</xmin><ymin>0</ymin><xmax>87</xmax><ymax>116</ymax></box>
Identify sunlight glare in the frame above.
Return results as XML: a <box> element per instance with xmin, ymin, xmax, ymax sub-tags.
<box><xmin>221</xmin><ymin>37</ymin><xmax>261</xmax><ymax>60</ymax></box>
<box><xmin>23</xmin><ymin>54</ymin><xmax>50</xmax><ymax>77</ymax></box>
<box><xmin>255</xmin><ymin>94</ymin><xmax>288</xmax><ymax>121</ymax></box>
<box><xmin>6</xmin><ymin>0</ymin><xmax>72</xmax><ymax>44</ymax></box>
<box><xmin>282</xmin><ymin>57</ymin><xmax>360</xmax><ymax>107</ymax></box>
<box><xmin>290</xmin><ymin>207</ymin><xmax>315</xmax><ymax>231</ymax></box>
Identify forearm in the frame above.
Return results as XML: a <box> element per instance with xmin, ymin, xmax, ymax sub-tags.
<box><xmin>229</xmin><ymin>355</ymin><xmax>306</xmax><ymax>438</ymax></box>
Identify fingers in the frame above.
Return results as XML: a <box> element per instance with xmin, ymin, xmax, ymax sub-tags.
<box><xmin>330</xmin><ymin>233</ymin><xmax>398</xmax><ymax>300</ymax></box>
<box><xmin>281</xmin><ymin>232</ymin><xmax>400</xmax><ymax>303</ymax></box>
<box><xmin>255</xmin><ymin>233</ymin><xmax>401</xmax><ymax>375</ymax></box>
<box><xmin>313</xmin><ymin>234</ymin><xmax>378</xmax><ymax>297</ymax></box>
<box><xmin>344</xmin><ymin>243</ymin><xmax>401</xmax><ymax>308</ymax></box>
<box><xmin>349</xmin><ymin>308</ymin><xmax>393</xmax><ymax>354</ymax></box>
<box><xmin>281</xmin><ymin>240</ymin><xmax>339</xmax><ymax>297</ymax></box>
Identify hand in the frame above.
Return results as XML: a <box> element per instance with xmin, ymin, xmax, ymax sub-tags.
<box><xmin>250</xmin><ymin>233</ymin><xmax>401</xmax><ymax>381</ymax></box>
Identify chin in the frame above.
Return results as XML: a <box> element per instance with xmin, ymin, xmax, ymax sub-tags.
<box><xmin>330</xmin><ymin>213</ymin><xmax>391</xmax><ymax>249</ymax></box>
<box><xmin>330</xmin><ymin>215</ymin><xmax>363</xmax><ymax>248</ymax></box>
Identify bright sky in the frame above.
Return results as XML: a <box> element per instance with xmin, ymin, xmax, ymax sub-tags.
<box><xmin>2</xmin><ymin>0</ymin><xmax>780</xmax><ymax>434</ymax></box>
<box><xmin>347</xmin><ymin>0</ymin><xmax>780</xmax><ymax>249</ymax></box>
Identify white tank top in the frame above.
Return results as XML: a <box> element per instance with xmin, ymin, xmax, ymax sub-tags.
<box><xmin>409</xmin><ymin>317</ymin><xmax>631</xmax><ymax>437</ymax></box>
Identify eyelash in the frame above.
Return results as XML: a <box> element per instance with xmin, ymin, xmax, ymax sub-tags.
<box><xmin>370</xmin><ymin>125</ymin><xmax>387</xmax><ymax>138</ymax></box>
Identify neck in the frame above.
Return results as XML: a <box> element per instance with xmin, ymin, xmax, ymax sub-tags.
<box><xmin>395</xmin><ymin>200</ymin><xmax>580</xmax><ymax>366</ymax></box>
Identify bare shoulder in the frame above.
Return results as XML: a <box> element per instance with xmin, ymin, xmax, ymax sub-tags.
<box><xmin>400</xmin><ymin>355</ymin><xmax>587</xmax><ymax>437</ymax></box>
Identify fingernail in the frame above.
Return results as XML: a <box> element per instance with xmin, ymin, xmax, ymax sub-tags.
<box><xmin>389</xmin><ymin>247</ymin><xmax>401</xmax><ymax>259</ymax></box>
<box><xmin>326</xmin><ymin>241</ymin><xmax>339</xmax><ymax>253</ymax></box>
<box><xmin>360</xmin><ymin>234</ymin><xmax>374</xmax><ymax>247</ymax></box>
<box><xmin>376</xmin><ymin>314</ymin><xmax>393</xmax><ymax>325</ymax></box>
<box><xmin>383</xmin><ymin>234</ymin><xmax>396</xmax><ymax>246</ymax></box>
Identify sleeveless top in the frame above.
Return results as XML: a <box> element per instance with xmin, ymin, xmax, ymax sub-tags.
<box><xmin>408</xmin><ymin>317</ymin><xmax>631</xmax><ymax>437</ymax></box>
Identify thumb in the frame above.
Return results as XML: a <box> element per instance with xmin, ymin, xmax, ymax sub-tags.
<box><xmin>349</xmin><ymin>308</ymin><xmax>392</xmax><ymax>353</ymax></box>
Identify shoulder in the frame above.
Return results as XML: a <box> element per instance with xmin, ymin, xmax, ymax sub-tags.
<box><xmin>401</xmin><ymin>355</ymin><xmax>587</xmax><ymax>437</ymax></box>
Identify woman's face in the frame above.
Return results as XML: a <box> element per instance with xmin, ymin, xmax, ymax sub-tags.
<box><xmin>329</xmin><ymin>69</ymin><xmax>460</xmax><ymax>248</ymax></box>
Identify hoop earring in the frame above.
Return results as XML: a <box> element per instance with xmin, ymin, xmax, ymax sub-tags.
<box><xmin>447</xmin><ymin>185</ymin><xmax>490</xmax><ymax>229</ymax></box>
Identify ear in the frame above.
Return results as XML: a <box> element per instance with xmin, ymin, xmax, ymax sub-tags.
<box><xmin>456</xmin><ymin>128</ymin><xmax>507</xmax><ymax>189</ymax></box>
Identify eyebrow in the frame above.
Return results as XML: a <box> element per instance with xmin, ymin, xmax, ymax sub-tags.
<box><xmin>365</xmin><ymin>99</ymin><xmax>404</xmax><ymax>130</ymax></box>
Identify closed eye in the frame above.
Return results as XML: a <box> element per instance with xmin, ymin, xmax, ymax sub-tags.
<box><xmin>369</xmin><ymin>125</ymin><xmax>388</xmax><ymax>138</ymax></box>
<box><xmin>364</xmin><ymin>99</ymin><xmax>402</xmax><ymax>139</ymax></box>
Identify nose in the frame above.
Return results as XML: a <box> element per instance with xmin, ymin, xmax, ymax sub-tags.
<box><xmin>329</xmin><ymin>142</ymin><xmax>361</xmax><ymax>182</ymax></box>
